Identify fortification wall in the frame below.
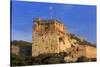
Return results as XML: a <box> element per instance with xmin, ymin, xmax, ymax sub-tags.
<box><xmin>32</xmin><ymin>32</ymin><xmax>60</xmax><ymax>56</ymax></box>
<box><xmin>85</xmin><ymin>45</ymin><xmax>96</xmax><ymax>58</ymax></box>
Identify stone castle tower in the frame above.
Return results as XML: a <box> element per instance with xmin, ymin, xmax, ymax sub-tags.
<box><xmin>32</xmin><ymin>18</ymin><xmax>71</xmax><ymax>56</ymax></box>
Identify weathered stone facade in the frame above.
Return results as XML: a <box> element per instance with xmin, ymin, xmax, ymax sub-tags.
<box><xmin>32</xmin><ymin>18</ymin><xmax>71</xmax><ymax>56</ymax></box>
<box><xmin>32</xmin><ymin>18</ymin><xmax>96</xmax><ymax>60</ymax></box>
<box><xmin>85</xmin><ymin>45</ymin><xmax>96</xmax><ymax>58</ymax></box>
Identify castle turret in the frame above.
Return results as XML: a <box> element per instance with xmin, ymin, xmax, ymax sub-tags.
<box><xmin>32</xmin><ymin>18</ymin><xmax>71</xmax><ymax>56</ymax></box>
<box><xmin>33</xmin><ymin>18</ymin><xmax>66</xmax><ymax>34</ymax></box>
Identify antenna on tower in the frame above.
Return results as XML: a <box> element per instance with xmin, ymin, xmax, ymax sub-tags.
<box><xmin>49</xmin><ymin>6</ymin><xmax>53</xmax><ymax>19</ymax></box>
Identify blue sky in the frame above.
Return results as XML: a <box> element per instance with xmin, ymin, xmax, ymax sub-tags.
<box><xmin>11</xmin><ymin>1</ymin><xmax>96</xmax><ymax>44</ymax></box>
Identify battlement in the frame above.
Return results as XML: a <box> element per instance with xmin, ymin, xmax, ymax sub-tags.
<box><xmin>33</xmin><ymin>18</ymin><xmax>67</xmax><ymax>34</ymax></box>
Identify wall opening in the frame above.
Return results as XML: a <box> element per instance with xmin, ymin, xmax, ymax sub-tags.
<box><xmin>59</xmin><ymin>37</ymin><xmax>65</xmax><ymax>44</ymax></box>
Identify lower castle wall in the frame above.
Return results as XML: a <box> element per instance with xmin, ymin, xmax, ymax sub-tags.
<box><xmin>85</xmin><ymin>45</ymin><xmax>96</xmax><ymax>58</ymax></box>
<box><xmin>32</xmin><ymin>32</ymin><xmax>60</xmax><ymax>56</ymax></box>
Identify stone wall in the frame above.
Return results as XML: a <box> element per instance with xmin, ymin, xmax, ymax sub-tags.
<box><xmin>11</xmin><ymin>45</ymin><xmax>19</xmax><ymax>55</ymax></box>
<box><xmin>32</xmin><ymin>19</ymin><xmax>71</xmax><ymax>56</ymax></box>
<box><xmin>32</xmin><ymin>32</ymin><xmax>59</xmax><ymax>56</ymax></box>
<box><xmin>33</xmin><ymin>20</ymin><xmax>66</xmax><ymax>34</ymax></box>
<box><xmin>85</xmin><ymin>45</ymin><xmax>96</xmax><ymax>58</ymax></box>
<box><xmin>32</xmin><ymin>18</ymin><xmax>96</xmax><ymax>59</ymax></box>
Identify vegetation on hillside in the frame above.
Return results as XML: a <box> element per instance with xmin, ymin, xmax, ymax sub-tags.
<box><xmin>11</xmin><ymin>52</ymin><xmax>96</xmax><ymax>66</ymax></box>
<box><xmin>11</xmin><ymin>40</ymin><xmax>32</xmax><ymax>46</ymax></box>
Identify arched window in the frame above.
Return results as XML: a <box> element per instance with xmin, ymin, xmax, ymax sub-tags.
<box><xmin>59</xmin><ymin>37</ymin><xmax>65</xmax><ymax>44</ymax></box>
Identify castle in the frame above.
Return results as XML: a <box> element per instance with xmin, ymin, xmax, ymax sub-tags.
<box><xmin>32</xmin><ymin>18</ymin><xmax>71</xmax><ymax>56</ymax></box>
<box><xmin>32</xmin><ymin>18</ymin><xmax>96</xmax><ymax>60</ymax></box>
<box><xmin>11</xmin><ymin>18</ymin><xmax>96</xmax><ymax>63</ymax></box>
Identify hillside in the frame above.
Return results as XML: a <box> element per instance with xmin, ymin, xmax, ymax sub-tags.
<box><xmin>11</xmin><ymin>40</ymin><xmax>32</xmax><ymax>46</ymax></box>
